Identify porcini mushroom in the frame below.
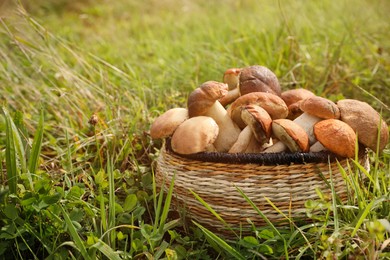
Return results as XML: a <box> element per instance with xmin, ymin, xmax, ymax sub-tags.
<box><xmin>228</xmin><ymin>92</ymin><xmax>288</xmax><ymax>129</ymax></box>
<box><xmin>219</xmin><ymin>68</ymin><xmax>241</xmax><ymax>106</ymax></box>
<box><xmin>150</xmin><ymin>108</ymin><xmax>189</xmax><ymax>139</ymax></box>
<box><xmin>337</xmin><ymin>99</ymin><xmax>389</xmax><ymax>152</ymax></box>
<box><xmin>239</xmin><ymin>65</ymin><xmax>282</xmax><ymax>96</ymax></box>
<box><xmin>265</xmin><ymin>119</ymin><xmax>309</xmax><ymax>153</ymax></box>
<box><xmin>223</xmin><ymin>68</ymin><xmax>241</xmax><ymax>90</ymax></box>
<box><xmin>187</xmin><ymin>81</ymin><xmax>241</xmax><ymax>152</ymax></box>
<box><xmin>313</xmin><ymin>119</ymin><xmax>357</xmax><ymax>158</ymax></box>
<box><xmin>281</xmin><ymin>88</ymin><xmax>316</xmax><ymax>119</ymax></box>
<box><xmin>291</xmin><ymin>96</ymin><xmax>340</xmax><ymax>145</ymax></box>
<box><xmin>300</xmin><ymin>96</ymin><xmax>340</xmax><ymax>119</ymax></box>
<box><xmin>281</xmin><ymin>88</ymin><xmax>316</xmax><ymax>107</ymax></box>
<box><xmin>171</xmin><ymin>116</ymin><xmax>219</xmax><ymax>154</ymax></box>
<box><xmin>228</xmin><ymin>105</ymin><xmax>272</xmax><ymax>153</ymax></box>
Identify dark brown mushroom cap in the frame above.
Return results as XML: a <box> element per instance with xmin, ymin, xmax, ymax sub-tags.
<box><xmin>313</xmin><ymin>119</ymin><xmax>357</xmax><ymax>158</ymax></box>
<box><xmin>187</xmin><ymin>81</ymin><xmax>228</xmax><ymax>117</ymax></box>
<box><xmin>229</xmin><ymin>92</ymin><xmax>288</xmax><ymax>128</ymax></box>
<box><xmin>281</xmin><ymin>88</ymin><xmax>316</xmax><ymax>107</ymax></box>
<box><xmin>150</xmin><ymin>108</ymin><xmax>189</xmax><ymax>139</ymax></box>
<box><xmin>239</xmin><ymin>65</ymin><xmax>282</xmax><ymax>96</ymax></box>
<box><xmin>300</xmin><ymin>96</ymin><xmax>340</xmax><ymax>119</ymax></box>
<box><xmin>241</xmin><ymin>105</ymin><xmax>272</xmax><ymax>144</ymax></box>
<box><xmin>337</xmin><ymin>99</ymin><xmax>389</xmax><ymax>152</ymax></box>
<box><xmin>171</xmin><ymin>116</ymin><xmax>219</xmax><ymax>154</ymax></box>
<box><xmin>272</xmin><ymin>119</ymin><xmax>310</xmax><ymax>152</ymax></box>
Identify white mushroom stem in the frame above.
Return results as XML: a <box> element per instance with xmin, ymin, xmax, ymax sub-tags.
<box><xmin>309</xmin><ymin>141</ymin><xmax>327</xmax><ymax>153</ymax></box>
<box><xmin>262</xmin><ymin>140</ymin><xmax>287</xmax><ymax>153</ymax></box>
<box><xmin>205</xmin><ymin>144</ymin><xmax>217</xmax><ymax>152</ymax></box>
<box><xmin>245</xmin><ymin>136</ymin><xmax>272</xmax><ymax>153</ymax></box>
<box><xmin>219</xmin><ymin>88</ymin><xmax>240</xmax><ymax>107</ymax></box>
<box><xmin>205</xmin><ymin>101</ymin><xmax>241</xmax><ymax>152</ymax></box>
<box><xmin>293</xmin><ymin>112</ymin><xmax>322</xmax><ymax>145</ymax></box>
<box><xmin>228</xmin><ymin>126</ymin><xmax>254</xmax><ymax>153</ymax></box>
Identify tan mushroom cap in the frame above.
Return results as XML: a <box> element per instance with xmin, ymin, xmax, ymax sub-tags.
<box><xmin>229</xmin><ymin>92</ymin><xmax>288</xmax><ymax>128</ymax></box>
<box><xmin>337</xmin><ymin>99</ymin><xmax>389</xmax><ymax>152</ymax></box>
<box><xmin>171</xmin><ymin>116</ymin><xmax>219</xmax><ymax>154</ymax></box>
<box><xmin>150</xmin><ymin>108</ymin><xmax>189</xmax><ymax>139</ymax></box>
<box><xmin>223</xmin><ymin>68</ymin><xmax>241</xmax><ymax>90</ymax></box>
<box><xmin>300</xmin><ymin>96</ymin><xmax>340</xmax><ymax>119</ymax></box>
<box><xmin>313</xmin><ymin>119</ymin><xmax>357</xmax><ymax>158</ymax></box>
<box><xmin>281</xmin><ymin>88</ymin><xmax>316</xmax><ymax>107</ymax></box>
<box><xmin>239</xmin><ymin>65</ymin><xmax>282</xmax><ymax>96</ymax></box>
<box><xmin>187</xmin><ymin>81</ymin><xmax>228</xmax><ymax>117</ymax></box>
<box><xmin>241</xmin><ymin>105</ymin><xmax>272</xmax><ymax>144</ymax></box>
<box><xmin>272</xmin><ymin>119</ymin><xmax>309</xmax><ymax>152</ymax></box>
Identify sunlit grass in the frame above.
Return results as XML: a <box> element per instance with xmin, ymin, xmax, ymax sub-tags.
<box><xmin>0</xmin><ymin>0</ymin><xmax>389</xmax><ymax>258</ymax></box>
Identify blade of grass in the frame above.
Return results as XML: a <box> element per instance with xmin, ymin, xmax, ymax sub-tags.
<box><xmin>2</xmin><ymin>107</ymin><xmax>18</xmax><ymax>194</ymax></box>
<box><xmin>107</xmin><ymin>155</ymin><xmax>116</xmax><ymax>248</ymax></box>
<box><xmin>193</xmin><ymin>221</ymin><xmax>246</xmax><ymax>260</ymax></box>
<box><xmin>189</xmin><ymin>189</ymin><xmax>236</xmax><ymax>236</ymax></box>
<box><xmin>158</xmin><ymin>173</ymin><xmax>175</xmax><ymax>235</ymax></box>
<box><xmin>90</xmin><ymin>239</ymin><xmax>121</xmax><ymax>260</ymax></box>
<box><xmin>60</xmin><ymin>205</ymin><xmax>92</xmax><ymax>260</ymax></box>
<box><xmin>351</xmin><ymin>200</ymin><xmax>374</xmax><ymax>237</ymax></box>
<box><xmin>236</xmin><ymin>187</ymin><xmax>289</xmax><ymax>259</ymax></box>
<box><xmin>152</xmin><ymin>168</ymin><xmax>165</xmax><ymax>232</ymax></box>
<box><xmin>27</xmin><ymin>108</ymin><xmax>44</xmax><ymax>176</ymax></box>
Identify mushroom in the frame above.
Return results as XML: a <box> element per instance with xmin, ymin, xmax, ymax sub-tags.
<box><xmin>300</xmin><ymin>96</ymin><xmax>340</xmax><ymax>119</ymax></box>
<box><xmin>228</xmin><ymin>105</ymin><xmax>272</xmax><ymax>153</ymax></box>
<box><xmin>219</xmin><ymin>68</ymin><xmax>241</xmax><ymax>106</ymax></box>
<box><xmin>281</xmin><ymin>88</ymin><xmax>316</xmax><ymax>107</ymax></box>
<box><xmin>171</xmin><ymin>116</ymin><xmax>219</xmax><ymax>154</ymax></box>
<box><xmin>265</xmin><ymin>119</ymin><xmax>309</xmax><ymax>153</ymax></box>
<box><xmin>292</xmin><ymin>113</ymin><xmax>322</xmax><ymax>145</ymax></box>
<box><xmin>241</xmin><ymin>105</ymin><xmax>272</xmax><ymax>144</ymax></box>
<box><xmin>228</xmin><ymin>92</ymin><xmax>288</xmax><ymax>129</ymax></box>
<box><xmin>337</xmin><ymin>99</ymin><xmax>389</xmax><ymax>152</ymax></box>
<box><xmin>313</xmin><ymin>119</ymin><xmax>357</xmax><ymax>158</ymax></box>
<box><xmin>150</xmin><ymin>108</ymin><xmax>189</xmax><ymax>139</ymax></box>
<box><xmin>281</xmin><ymin>88</ymin><xmax>316</xmax><ymax>119</ymax></box>
<box><xmin>287</xmin><ymin>100</ymin><xmax>305</xmax><ymax>120</ymax></box>
<box><xmin>187</xmin><ymin>81</ymin><xmax>241</xmax><ymax>152</ymax></box>
<box><xmin>291</xmin><ymin>96</ymin><xmax>340</xmax><ymax>145</ymax></box>
<box><xmin>239</xmin><ymin>65</ymin><xmax>282</xmax><ymax>96</ymax></box>
<box><xmin>228</xmin><ymin>126</ymin><xmax>255</xmax><ymax>153</ymax></box>
<box><xmin>223</xmin><ymin>68</ymin><xmax>241</xmax><ymax>90</ymax></box>
<box><xmin>309</xmin><ymin>141</ymin><xmax>327</xmax><ymax>153</ymax></box>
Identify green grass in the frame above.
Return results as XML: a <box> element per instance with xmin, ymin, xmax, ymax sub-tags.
<box><xmin>0</xmin><ymin>0</ymin><xmax>389</xmax><ymax>258</ymax></box>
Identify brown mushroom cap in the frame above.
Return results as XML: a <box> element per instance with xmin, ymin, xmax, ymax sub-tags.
<box><xmin>239</xmin><ymin>65</ymin><xmax>282</xmax><ymax>96</ymax></box>
<box><xmin>229</xmin><ymin>92</ymin><xmax>288</xmax><ymax>128</ymax></box>
<box><xmin>223</xmin><ymin>68</ymin><xmax>241</xmax><ymax>90</ymax></box>
<box><xmin>150</xmin><ymin>108</ymin><xmax>189</xmax><ymax>139</ymax></box>
<box><xmin>187</xmin><ymin>81</ymin><xmax>228</xmax><ymax>117</ymax></box>
<box><xmin>171</xmin><ymin>116</ymin><xmax>219</xmax><ymax>154</ymax></box>
<box><xmin>287</xmin><ymin>100</ymin><xmax>305</xmax><ymax>120</ymax></box>
<box><xmin>281</xmin><ymin>88</ymin><xmax>316</xmax><ymax>107</ymax></box>
<box><xmin>313</xmin><ymin>119</ymin><xmax>357</xmax><ymax>158</ymax></box>
<box><xmin>272</xmin><ymin>119</ymin><xmax>310</xmax><ymax>152</ymax></box>
<box><xmin>241</xmin><ymin>105</ymin><xmax>272</xmax><ymax>144</ymax></box>
<box><xmin>300</xmin><ymin>96</ymin><xmax>340</xmax><ymax>119</ymax></box>
<box><xmin>337</xmin><ymin>99</ymin><xmax>389</xmax><ymax>152</ymax></box>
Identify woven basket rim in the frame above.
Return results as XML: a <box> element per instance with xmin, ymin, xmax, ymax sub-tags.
<box><xmin>165</xmin><ymin>138</ymin><xmax>366</xmax><ymax>166</ymax></box>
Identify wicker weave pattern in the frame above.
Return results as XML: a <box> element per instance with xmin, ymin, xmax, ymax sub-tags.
<box><xmin>156</xmin><ymin>145</ymin><xmax>367</xmax><ymax>234</ymax></box>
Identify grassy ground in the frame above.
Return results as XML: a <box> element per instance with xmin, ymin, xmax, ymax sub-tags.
<box><xmin>0</xmin><ymin>0</ymin><xmax>389</xmax><ymax>259</ymax></box>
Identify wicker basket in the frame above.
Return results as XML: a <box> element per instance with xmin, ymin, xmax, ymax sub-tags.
<box><xmin>155</xmin><ymin>140</ymin><xmax>368</xmax><ymax>236</ymax></box>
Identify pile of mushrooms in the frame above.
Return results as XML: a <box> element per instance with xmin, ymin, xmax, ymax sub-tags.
<box><xmin>150</xmin><ymin>65</ymin><xmax>389</xmax><ymax>159</ymax></box>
